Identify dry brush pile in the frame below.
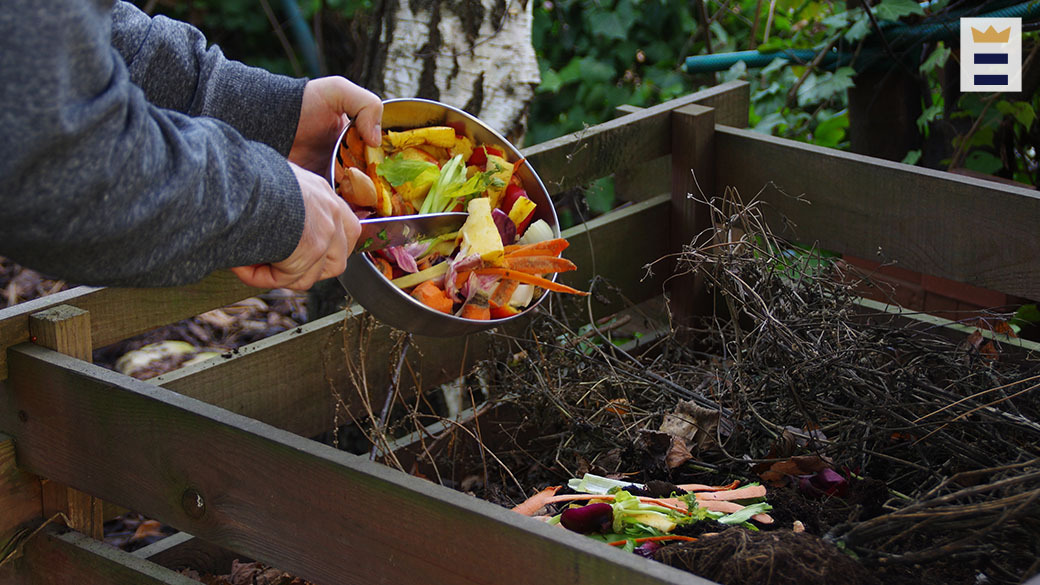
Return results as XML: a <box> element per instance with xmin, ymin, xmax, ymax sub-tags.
<box><xmin>343</xmin><ymin>188</ymin><xmax>1040</xmax><ymax>585</ymax></box>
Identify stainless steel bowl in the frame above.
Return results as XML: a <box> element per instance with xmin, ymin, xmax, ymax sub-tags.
<box><xmin>328</xmin><ymin>98</ymin><xmax>559</xmax><ymax>337</ymax></box>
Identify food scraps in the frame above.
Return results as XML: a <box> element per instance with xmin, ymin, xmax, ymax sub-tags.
<box><xmin>333</xmin><ymin>123</ymin><xmax>588</xmax><ymax>319</ymax></box>
<box><xmin>511</xmin><ymin>473</ymin><xmax>773</xmax><ymax>553</ymax></box>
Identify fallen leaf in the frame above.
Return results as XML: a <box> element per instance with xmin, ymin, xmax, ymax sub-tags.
<box><xmin>665</xmin><ymin>434</ymin><xmax>693</xmax><ymax>469</ymax></box>
<box><xmin>964</xmin><ymin>329</ymin><xmax>984</xmax><ymax>351</ymax></box>
<box><xmin>757</xmin><ymin>455</ymin><xmax>832</xmax><ymax>487</ymax></box>
<box><xmin>992</xmin><ymin>320</ymin><xmax>1017</xmax><ymax>337</ymax></box>
<box><xmin>130</xmin><ymin>519</ymin><xmax>164</xmax><ymax>541</ymax></box>
<box><xmin>659</xmin><ymin>400</ymin><xmax>721</xmax><ymax>453</ymax></box>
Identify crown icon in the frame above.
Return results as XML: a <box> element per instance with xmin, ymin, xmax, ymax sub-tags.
<box><xmin>972</xmin><ymin>25</ymin><xmax>1011</xmax><ymax>43</ymax></box>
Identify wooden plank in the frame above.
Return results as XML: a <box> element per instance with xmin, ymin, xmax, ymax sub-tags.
<box><xmin>714</xmin><ymin>126</ymin><xmax>1040</xmax><ymax>301</ymax></box>
<box><xmin>133</xmin><ymin>532</ymin><xmax>241</xmax><ymax>576</ymax></box>
<box><xmin>0</xmin><ymin>271</ymin><xmax>261</xmax><ymax>381</ymax></box>
<box><xmin>613</xmin><ymin>104</ymin><xmax>671</xmax><ymax>204</ymax></box>
<box><xmin>0</xmin><ymin>345</ymin><xmax>714</xmax><ymax>585</ymax></box>
<box><xmin>669</xmin><ymin>105</ymin><xmax>717</xmax><ymax>321</ymax></box>
<box><xmin>0</xmin><ymin>432</ymin><xmax>42</xmax><ymax>559</ymax></box>
<box><xmin>854</xmin><ymin>297</ymin><xmax>1040</xmax><ymax>355</ymax></box>
<box><xmin>29</xmin><ymin>306</ymin><xmax>103</xmax><ymax>540</ymax></box>
<box><xmin>523</xmin><ymin>81</ymin><xmax>749</xmax><ymax>195</ymax></box>
<box><xmin>153</xmin><ymin>310</ymin><xmax>351</xmax><ymax>438</ymax></box>
<box><xmin>12</xmin><ymin>529</ymin><xmax>201</xmax><ymax>585</ymax></box>
<box><xmin>152</xmin><ymin>308</ymin><xmax>490</xmax><ymax>439</ymax></box>
<box><xmin>558</xmin><ymin>193</ymin><xmax>672</xmax><ymax>313</ymax></box>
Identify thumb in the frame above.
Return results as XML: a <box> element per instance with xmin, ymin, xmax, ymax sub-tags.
<box><xmin>331</xmin><ymin>81</ymin><xmax>382</xmax><ymax>147</ymax></box>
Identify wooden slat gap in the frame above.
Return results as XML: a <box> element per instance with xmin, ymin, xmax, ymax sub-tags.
<box><xmin>0</xmin><ymin>271</ymin><xmax>266</xmax><ymax>382</ymax></box>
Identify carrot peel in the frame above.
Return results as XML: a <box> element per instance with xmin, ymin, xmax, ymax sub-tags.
<box><xmin>489</xmin><ymin>279</ymin><xmax>520</xmax><ymax>308</ymax></box>
<box><xmin>512</xmin><ymin>485</ymin><xmax>562</xmax><ymax>516</ymax></box>
<box><xmin>410</xmin><ymin>280</ymin><xmax>452</xmax><ymax>314</ymax></box>
<box><xmin>474</xmin><ymin>268</ymin><xmax>588</xmax><ymax>296</ymax></box>
<box><xmin>503</xmin><ymin>238</ymin><xmax>570</xmax><ymax>258</ymax></box>
<box><xmin>694</xmin><ymin>485</ymin><xmax>767</xmax><ymax>501</ymax></box>
<box><xmin>504</xmin><ymin>255</ymin><xmax>577</xmax><ymax>274</ymax></box>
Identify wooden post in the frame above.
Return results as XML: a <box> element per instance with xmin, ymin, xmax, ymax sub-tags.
<box><xmin>0</xmin><ymin>433</ymin><xmax>43</xmax><ymax>568</ymax></box>
<box><xmin>669</xmin><ymin>104</ymin><xmax>717</xmax><ymax>324</ymax></box>
<box><xmin>613</xmin><ymin>82</ymin><xmax>750</xmax><ymax>205</ymax></box>
<box><xmin>29</xmin><ymin>305</ymin><xmax>104</xmax><ymax>540</ymax></box>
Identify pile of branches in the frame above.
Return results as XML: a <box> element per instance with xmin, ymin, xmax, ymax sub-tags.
<box><xmin>347</xmin><ymin>188</ymin><xmax>1040</xmax><ymax>584</ymax></box>
<box><xmin>668</xmin><ymin>188</ymin><xmax>1040</xmax><ymax>580</ymax></box>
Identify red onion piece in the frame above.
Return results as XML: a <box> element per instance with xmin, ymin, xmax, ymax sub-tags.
<box><xmin>384</xmin><ymin>246</ymin><xmax>419</xmax><ymax>273</ymax></box>
<box><xmin>491</xmin><ymin>208</ymin><xmax>517</xmax><ymax>245</ymax></box>
<box><xmin>559</xmin><ymin>503</ymin><xmax>613</xmax><ymax>534</ymax></box>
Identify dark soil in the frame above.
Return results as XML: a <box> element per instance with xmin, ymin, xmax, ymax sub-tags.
<box><xmin>655</xmin><ymin>528</ymin><xmax>882</xmax><ymax>585</ymax></box>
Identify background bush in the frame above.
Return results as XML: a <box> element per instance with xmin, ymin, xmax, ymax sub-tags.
<box><xmin>134</xmin><ymin>0</ymin><xmax>1038</xmax><ymax>189</ymax></box>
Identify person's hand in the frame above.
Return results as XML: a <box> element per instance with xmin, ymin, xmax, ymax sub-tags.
<box><xmin>231</xmin><ymin>163</ymin><xmax>360</xmax><ymax>291</ymax></box>
<box><xmin>288</xmin><ymin>76</ymin><xmax>382</xmax><ymax>174</ymax></box>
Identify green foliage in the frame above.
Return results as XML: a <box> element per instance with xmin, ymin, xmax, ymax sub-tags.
<box><xmin>529</xmin><ymin>0</ymin><xmax>880</xmax><ymax>152</ymax></box>
<box><xmin>129</xmin><ymin>0</ymin><xmax>294</xmax><ymax>74</ymax></box>
<box><xmin>135</xmin><ymin>0</ymin><xmax>1039</xmax><ymax>190</ymax></box>
<box><xmin>1011</xmin><ymin>304</ymin><xmax>1040</xmax><ymax>328</ymax></box>
<box><xmin>529</xmin><ymin>0</ymin><xmax>699</xmax><ymax>145</ymax></box>
<box><xmin>531</xmin><ymin>0</ymin><xmax>1038</xmax><ymax>189</ymax></box>
<box><xmin>872</xmin><ymin>0</ymin><xmax>924</xmax><ymax>22</ymax></box>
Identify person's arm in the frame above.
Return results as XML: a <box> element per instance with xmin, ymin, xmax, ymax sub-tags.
<box><xmin>110</xmin><ymin>1</ymin><xmax>306</xmax><ymax>156</ymax></box>
<box><xmin>0</xmin><ymin>0</ymin><xmax>304</xmax><ymax>287</ymax></box>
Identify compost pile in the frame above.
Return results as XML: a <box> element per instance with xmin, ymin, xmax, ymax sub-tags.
<box><xmin>357</xmin><ymin>189</ymin><xmax>1040</xmax><ymax>585</ymax></box>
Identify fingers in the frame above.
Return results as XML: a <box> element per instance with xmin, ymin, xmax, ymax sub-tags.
<box><xmin>232</xmin><ymin>164</ymin><xmax>359</xmax><ymax>291</ymax></box>
<box><xmin>232</xmin><ymin>252</ymin><xmax>345</xmax><ymax>291</ymax></box>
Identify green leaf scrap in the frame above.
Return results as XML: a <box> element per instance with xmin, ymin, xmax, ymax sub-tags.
<box><xmin>874</xmin><ymin>0</ymin><xmax>925</xmax><ymax>21</ymax></box>
<box><xmin>996</xmin><ymin>100</ymin><xmax>1037</xmax><ymax>129</ymax></box>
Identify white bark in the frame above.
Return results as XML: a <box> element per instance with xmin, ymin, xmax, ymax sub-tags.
<box><xmin>380</xmin><ymin>0</ymin><xmax>540</xmax><ymax>140</ymax></box>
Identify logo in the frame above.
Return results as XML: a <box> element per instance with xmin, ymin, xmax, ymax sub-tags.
<box><xmin>971</xmin><ymin>25</ymin><xmax>1011</xmax><ymax>44</ymax></box>
<box><xmin>961</xmin><ymin>18</ymin><xmax>1022</xmax><ymax>92</ymax></box>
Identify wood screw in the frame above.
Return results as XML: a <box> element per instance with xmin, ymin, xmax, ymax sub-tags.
<box><xmin>181</xmin><ymin>487</ymin><xmax>206</xmax><ymax>519</ymax></box>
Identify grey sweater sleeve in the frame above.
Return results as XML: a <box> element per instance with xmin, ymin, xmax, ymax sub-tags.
<box><xmin>0</xmin><ymin>0</ymin><xmax>306</xmax><ymax>288</ymax></box>
<box><xmin>110</xmin><ymin>2</ymin><xmax>306</xmax><ymax>156</ymax></box>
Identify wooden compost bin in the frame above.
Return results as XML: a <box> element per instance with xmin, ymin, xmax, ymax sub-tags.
<box><xmin>2</xmin><ymin>80</ymin><xmax>1039</xmax><ymax>585</ymax></box>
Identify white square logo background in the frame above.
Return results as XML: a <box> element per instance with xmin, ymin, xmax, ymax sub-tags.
<box><xmin>961</xmin><ymin>17</ymin><xmax>1022</xmax><ymax>92</ymax></box>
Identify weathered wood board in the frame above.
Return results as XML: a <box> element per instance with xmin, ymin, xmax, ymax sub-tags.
<box><xmin>0</xmin><ymin>433</ymin><xmax>42</xmax><ymax>552</ymax></box>
<box><xmin>714</xmin><ymin>126</ymin><xmax>1040</xmax><ymax>302</ymax></box>
<box><xmin>0</xmin><ymin>272</ymin><xmax>261</xmax><ymax>381</ymax></box>
<box><xmin>10</xmin><ymin>529</ymin><xmax>199</xmax><ymax>585</ymax></box>
<box><xmin>0</xmin><ymin>345</ymin><xmax>712</xmax><ymax>585</ymax></box>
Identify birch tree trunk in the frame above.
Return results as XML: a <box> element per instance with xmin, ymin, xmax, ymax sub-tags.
<box><xmin>363</xmin><ymin>0</ymin><xmax>541</xmax><ymax>144</ymax></box>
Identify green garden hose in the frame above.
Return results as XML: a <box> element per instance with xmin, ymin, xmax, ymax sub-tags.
<box><xmin>684</xmin><ymin>1</ymin><xmax>1040</xmax><ymax>74</ymax></box>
